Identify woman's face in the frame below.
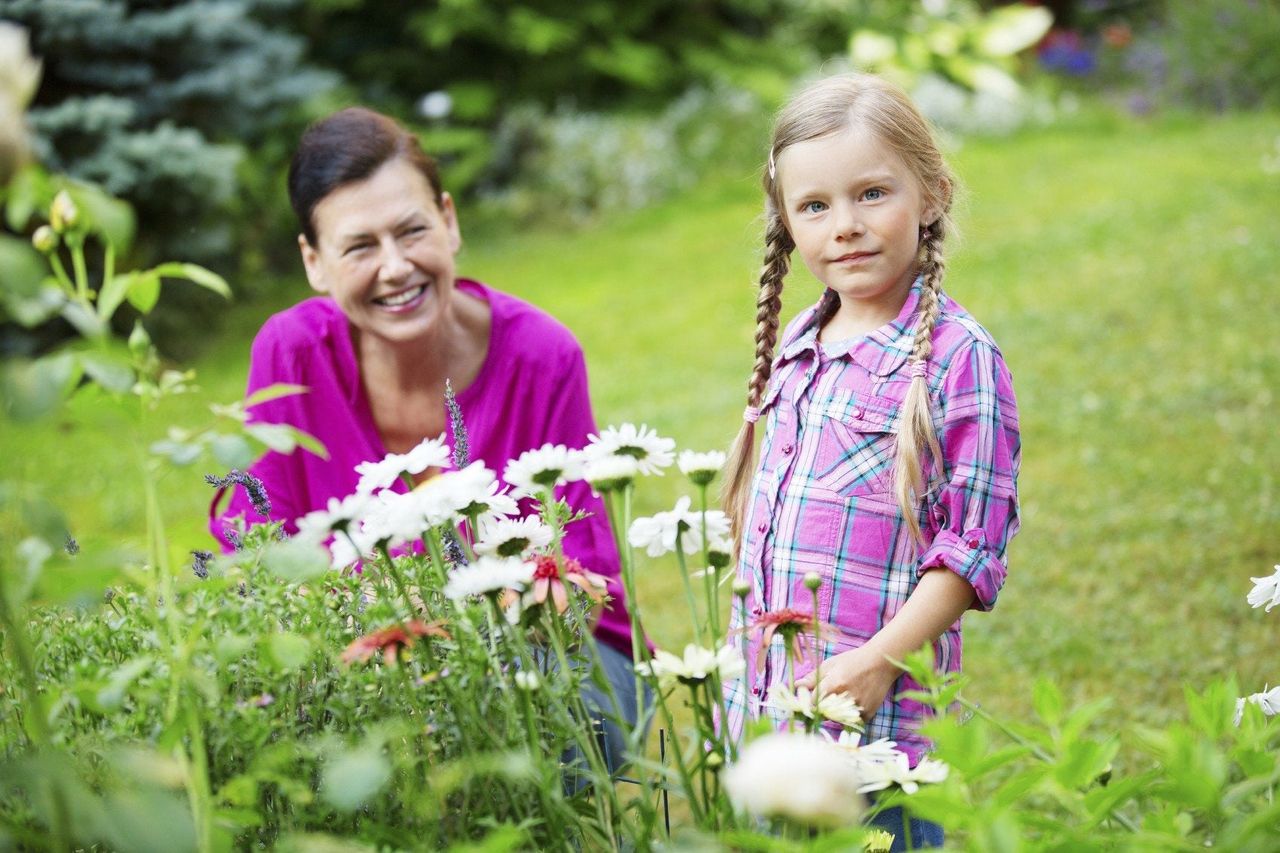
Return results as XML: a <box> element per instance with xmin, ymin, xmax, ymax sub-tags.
<box><xmin>299</xmin><ymin>157</ymin><xmax>461</xmax><ymax>347</ymax></box>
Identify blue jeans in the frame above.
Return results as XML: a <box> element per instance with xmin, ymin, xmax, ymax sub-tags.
<box><xmin>561</xmin><ymin>639</ymin><xmax>652</xmax><ymax>790</ymax></box>
<box><xmin>866</xmin><ymin>798</ymin><xmax>945</xmax><ymax>851</ymax></box>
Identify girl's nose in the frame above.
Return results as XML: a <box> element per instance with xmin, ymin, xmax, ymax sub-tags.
<box><xmin>832</xmin><ymin>203</ymin><xmax>864</xmax><ymax>240</ymax></box>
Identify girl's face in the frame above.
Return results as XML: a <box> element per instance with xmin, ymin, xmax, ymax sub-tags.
<box><xmin>776</xmin><ymin>125</ymin><xmax>934</xmax><ymax>323</ymax></box>
<box><xmin>299</xmin><ymin>157</ymin><xmax>461</xmax><ymax>347</ymax></box>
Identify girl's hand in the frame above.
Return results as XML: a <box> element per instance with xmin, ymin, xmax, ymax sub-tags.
<box><xmin>796</xmin><ymin>644</ymin><xmax>900</xmax><ymax>723</ymax></box>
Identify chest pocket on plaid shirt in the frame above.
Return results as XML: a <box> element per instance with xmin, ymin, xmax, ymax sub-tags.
<box><xmin>812</xmin><ymin>390</ymin><xmax>901</xmax><ymax>498</ymax></box>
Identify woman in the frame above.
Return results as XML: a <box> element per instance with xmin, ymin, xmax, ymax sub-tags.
<box><xmin>209</xmin><ymin>106</ymin><xmax>643</xmax><ymax>768</ymax></box>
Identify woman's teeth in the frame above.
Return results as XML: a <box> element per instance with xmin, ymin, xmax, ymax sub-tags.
<box><xmin>374</xmin><ymin>285</ymin><xmax>426</xmax><ymax>307</ymax></box>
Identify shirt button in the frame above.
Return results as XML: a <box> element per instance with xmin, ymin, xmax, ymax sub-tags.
<box><xmin>751</xmin><ymin>606</ymin><xmax>762</xmax><ymax>617</ymax></box>
<box><xmin>966</xmin><ymin>537</ymin><xmax>982</xmax><ymax>550</ymax></box>
<box><xmin>757</xmin><ymin>522</ymin><xmax>767</xmax><ymax>534</ymax></box>
<box><xmin>781</xmin><ymin>443</ymin><xmax>794</xmax><ymax>456</ymax></box>
<box><xmin>851</xmin><ymin>407</ymin><xmax>863</xmax><ymax>418</ymax></box>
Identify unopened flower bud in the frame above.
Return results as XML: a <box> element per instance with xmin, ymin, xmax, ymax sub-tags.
<box><xmin>803</xmin><ymin>572</ymin><xmax>821</xmax><ymax>592</ymax></box>
<box><xmin>705</xmin><ymin>751</ymin><xmax>724</xmax><ymax>770</ymax></box>
<box><xmin>732</xmin><ymin>578</ymin><xmax>750</xmax><ymax>599</ymax></box>
<box><xmin>31</xmin><ymin>224</ymin><xmax>57</xmax><ymax>254</ymax></box>
<box><xmin>50</xmin><ymin>190</ymin><xmax>79</xmax><ymax>233</ymax></box>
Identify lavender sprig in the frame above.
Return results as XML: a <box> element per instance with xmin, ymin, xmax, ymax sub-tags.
<box><xmin>205</xmin><ymin>469</ymin><xmax>271</xmax><ymax>517</ymax></box>
<box><xmin>191</xmin><ymin>550</ymin><xmax>213</xmax><ymax>579</ymax></box>
<box><xmin>443</xmin><ymin>378</ymin><xmax>470</xmax><ymax>568</ymax></box>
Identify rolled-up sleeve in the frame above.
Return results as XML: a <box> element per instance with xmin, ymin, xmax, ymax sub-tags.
<box><xmin>917</xmin><ymin>340</ymin><xmax>1020</xmax><ymax>611</ymax></box>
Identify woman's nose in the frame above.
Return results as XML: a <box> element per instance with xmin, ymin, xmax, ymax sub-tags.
<box><xmin>378</xmin><ymin>241</ymin><xmax>413</xmax><ymax>281</ymax></box>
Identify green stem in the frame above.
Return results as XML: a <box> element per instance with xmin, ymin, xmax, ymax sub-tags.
<box><xmin>672</xmin><ymin>532</ymin><xmax>702</xmax><ymax>645</ymax></box>
<box><xmin>697</xmin><ymin>484</ymin><xmax>721</xmax><ymax>641</ymax></box>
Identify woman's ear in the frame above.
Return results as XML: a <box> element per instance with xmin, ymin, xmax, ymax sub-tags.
<box><xmin>298</xmin><ymin>234</ymin><xmax>327</xmax><ymax>293</ymax></box>
<box><xmin>439</xmin><ymin>191</ymin><xmax>462</xmax><ymax>254</ymax></box>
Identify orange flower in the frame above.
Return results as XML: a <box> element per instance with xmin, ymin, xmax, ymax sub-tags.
<box><xmin>341</xmin><ymin>619</ymin><xmax>451</xmax><ymax>666</ymax></box>
<box><xmin>504</xmin><ymin>554</ymin><xmax>609</xmax><ymax>614</ymax></box>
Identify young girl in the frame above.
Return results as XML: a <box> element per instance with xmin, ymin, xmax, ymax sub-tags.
<box><xmin>722</xmin><ymin>74</ymin><xmax>1020</xmax><ymax>843</ymax></box>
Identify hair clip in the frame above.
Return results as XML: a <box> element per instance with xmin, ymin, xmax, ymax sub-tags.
<box><xmin>910</xmin><ymin>359</ymin><xmax>928</xmax><ymax>379</ymax></box>
<box><xmin>743</xmin><ymin>405</ymin><xmax>761</xmax><ymax>424</ymax></box>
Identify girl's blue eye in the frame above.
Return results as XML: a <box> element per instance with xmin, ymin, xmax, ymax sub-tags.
<box><xmin>803</xmin><ymin>200</ymin><xmax>827</xmax><ymax>214</ymax></box>
<box><xmin>864</xmin><ymin>188</ymin><xmax>885</xmax><ymax>201</ymax></box>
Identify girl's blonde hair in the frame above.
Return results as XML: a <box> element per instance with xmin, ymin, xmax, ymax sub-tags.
<box><xmin>723</xmin><ymin>73</ymin><xmax>954</xmax><ymax>546</ymax></box>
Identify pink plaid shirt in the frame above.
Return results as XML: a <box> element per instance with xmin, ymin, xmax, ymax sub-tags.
<box><xmin>724</xmin><ymin>282</ymin><xmax>1021</xmax><ymax>763</ymax></box>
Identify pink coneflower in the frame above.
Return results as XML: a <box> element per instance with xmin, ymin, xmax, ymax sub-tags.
<box><xmin>341</xmin><ymin>619</ymin><xmax>451</xmax><ymax>666</ymax></box>
<box><xmin>738</xmin><ymin>608</ymin><xmax>836</xmax><ymax>666</ymax></box>
<box><xmin>505</xmin><ymin>554</ymin><xmax>609</xmax><ymax>614</ymax></box>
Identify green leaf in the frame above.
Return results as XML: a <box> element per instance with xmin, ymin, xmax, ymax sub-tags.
<box><xmin>3</xmin><ymin>165</ymin><xmax>52</xmax><ymax>231</ymax></box>
<box><xmin>64</xmin><ymin>180</ymin><xmax>136</xmax><ymax>253</ymax></box>
<box><xmin>1033</xmin><ymin>679</ymin><xmax>1063</xmax><ymax>727</ymax></box>
<box><xmin>0</xmin><ymin>233</ymin><xmax>48</xmax><ymax>300</ymax></box>
<box><xmin>97</xmin><ymin>271</ymin><xmax>132</xmax><ymax>321</ymax></box>
<box><xmin>215</xmin><ymin>633</ymin><xmax>253</xmax><ymax>665</ymax></box>
<box><xmin>96</xmin><ymin>656</ymin><xmax>153</xmax><ymax>711</ymax></box>
<box><xmin>320</xmin><ymin>744</ymin><xmax>391</xmax><ymax>812</ymax></box>
<box><xmin>263</xmin><ymin>536</ymin><xmax>330</xmax><ymax>584</ymax></box>
<box><xmin>59</xmin><ymin>299</ymin><xmax>106</xmax><ymax>338</ymax></box>
<box><xmin>244</xmin><ymin>383</ymin><xmax>309</xmax><ymax>408</ymax></box>
<box><xmin>246</xmin><ymin>422</ymin><xmax>329</xmax><ymax>459</ymax></box>
<box><xmin>1</xmin><ymin>352</ymin><xmax>81</xmax><ymax>421</ymax></box>
<box><xmin>126</xmin><ymin>271</ymin><xmax>162</xmax><ymax>315</ymax></box>
<box><xmin>979</xmin><ymin>5</ymin><xmax>1054</xmax><ymax>57</ymax></box>
<box><xmin>210</xmin><ymin>432</ymin><xmax>255</xmax><ymax>470</ymax></box>
<box><xmin>79</xmin><ymin>347</ymin><xmax>136</xmax><ymax>393</ymax></box>
<box><xmin>150</xmin><ymin>262</ymin><xmax>232</xmax><ymax>299</ymax></box>
<box><xmin>264</xmin><ymin>631</ymin><xmax>313</xmax><ymax>673</ymax></box>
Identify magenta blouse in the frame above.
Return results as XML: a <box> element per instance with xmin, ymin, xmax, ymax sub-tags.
<box><xmin>209</xmin><ymin>279</ymin><xmax>635</xmax><ymax>658</ymax></box>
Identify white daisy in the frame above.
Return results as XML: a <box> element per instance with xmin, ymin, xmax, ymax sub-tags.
<box><xmin>328</xmin><ymin>525</ymin><xmax>377</xmax><ymax>570</ymax></box>
<box><xmin>1247</xmin><ymin>565</ymin><xmax>1280</xmax><ymax>611</ymax></box>
<box><xmin>360</xmin><ymin>489</ymin><xmax>439</xmax><ymax>548</ymax></box>
<box><xmin>1237</xmin><ymin>684</ymin><xmax>1280</xmax><ymax>725</ymax></box>
<box><xmin>514</xmin><ymin>670</ymin><xmax>541</xmax><ymax>691</ymax></box>
<box><xmin>354</xmin><ymin>435</ymin><xmax>451</xmax><ymax>494</ymax></box>
<box><xmin>475</xmin><ymin>517</ymin><xmax>554</xmax><ymax>558</ymax></box>
<box><xmin>678</xmin><ymin>449</ymin><xmax>727</xmax><ymax>485</ymax></box>
<box><xmin>427</xmin><ymin>462</ymin><xmax>517</xmax><ymax>527</ymax></box>
<box><xmin>766</xmin><ymin>684</ymin><xmax>864</xmax><ymax>731</ymax></box>
<box><xmin>585</xmin><ymin>423</ymin><xmax>675</xmax><ymax>476</ymax></box>
<box><xmin>582</xmin><ymin>454</ymin><xmax>641</xmax><ymax>493</ymax></box>
<box><xmin>636</xmin><ymin>644</ymin><xmax>745</xmax><ymax>689</ymax></box>
<box><xmin>627</xmin><ymin>496</ymin><xmax>732</xmax><ymax>557</ymax></box>
<box><xmin>851</xmin><ymin>748</ymin><xmax>949</xmax><ymax>795</ymax></box>
<box><xmin>503</xmin><ymin>443</ymin><xmax>585</xmax><ymax>497</ymax></box>
<box><xmin>723</xmin><ymin>732</ymin><xmax>866</xmax><ymax>828</ymax></box>
<box><xmin>443</xmin><ymin>556</ymin><xmax>535</xmax><ymax>601</ymax></box>
<box><xmin>295</xmin><ymin>492</ymin><xmax>372</xmax><ymax>539</ymax></box>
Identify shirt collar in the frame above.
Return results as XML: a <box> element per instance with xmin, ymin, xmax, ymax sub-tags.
<box><xmin>777</xmin><ymin>278</ymin><xmax>924</xmax><ymax>377</ymax></box>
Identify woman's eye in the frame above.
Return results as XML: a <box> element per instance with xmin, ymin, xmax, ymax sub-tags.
<box><xmin>343</xmin><ymin>243</ymin><xmax>371</xmax><ymax>257</ymax></box>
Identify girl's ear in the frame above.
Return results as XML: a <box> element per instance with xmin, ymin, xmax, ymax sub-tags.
<box><xmin>923</xmin><ymin>177</ymin><xmax>953</xmax><ymax>227</ymax></box>
<box><xmin>298</xmin><ymin>235</ymin><xmax>328</xmax><ymax>294</ymax></box>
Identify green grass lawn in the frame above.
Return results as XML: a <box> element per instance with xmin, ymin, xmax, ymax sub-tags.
<box><xmin>4</xmin><ymin>107</ymin><xmax>1279</xmax><ymax>745</ymax></box>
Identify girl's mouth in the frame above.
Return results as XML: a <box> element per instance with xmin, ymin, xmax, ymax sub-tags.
<box><xmin>372</xmin><ymin>284</ymin><xmax>428</xmax><ymax>310</ymax></box>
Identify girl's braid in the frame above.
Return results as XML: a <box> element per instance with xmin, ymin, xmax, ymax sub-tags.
<box><xmin>723</xmin><ymin>208</ymin><xmax>794</xmax><ymax>544</ymax></box>
<box><xmin>747</xmin><ymin>212</ymin><xmax>793</xmax><ymax>406</ymax></box>
<box><xmin>895</xmin><ymin>224</ymin><xmax>947</xmax><ymax>543</ymax></box>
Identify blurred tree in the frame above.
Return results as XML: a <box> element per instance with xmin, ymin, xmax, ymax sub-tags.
<box><xmin>0</xmin><ymin>0</ymin><xmax>337</xmax><ymax>351</ymax></box>
<box><xmin>296</xmin><ymin>0</ymin><xmax>802</xmax><ymax>192</ymax></box>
